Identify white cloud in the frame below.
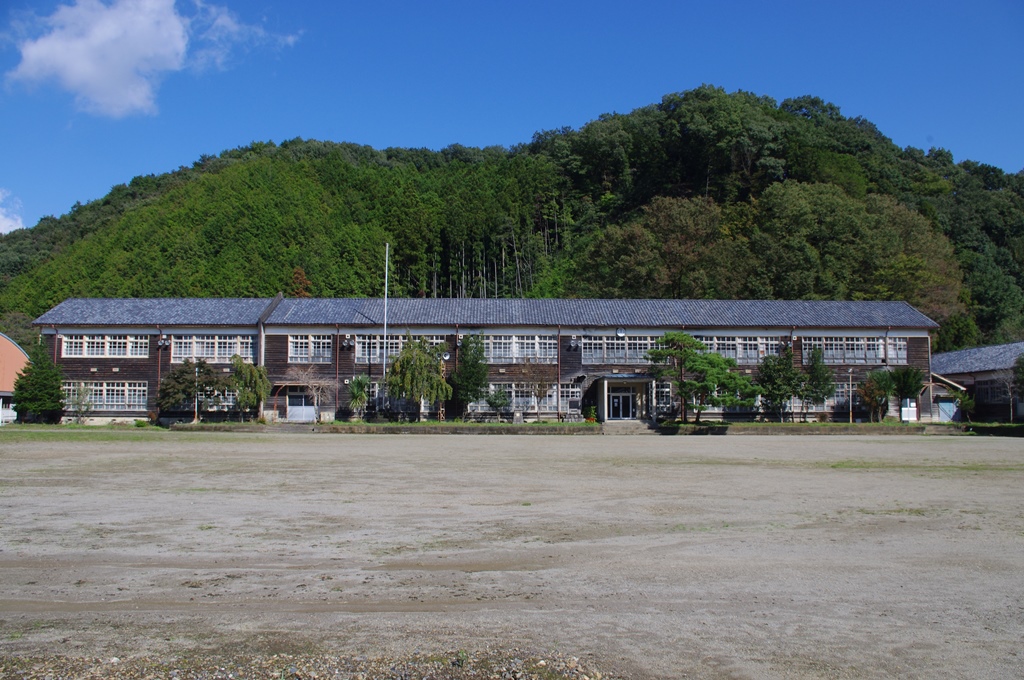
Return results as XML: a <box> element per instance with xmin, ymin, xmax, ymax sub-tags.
<box><xmin>6</xmin><ymin>0</ymin><xmax>297</xmax><ymax>118</ymax></box>
<box><xmin>0</xmin><ymin>189</ymin><xmax>26</xmax><ymax>234</ymax></box>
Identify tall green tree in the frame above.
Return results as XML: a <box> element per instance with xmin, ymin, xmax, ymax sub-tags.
<box><xmin>756</xmin><ymin>346</ymin><xmax>801</xmax><ymax>422</ymax></box>
<box><xmin>13</xmin><ymin>343</ymin><xmax>64</xmax><ymax>423</ymax></box>
<box><xmin>797</xmin><ymin>347</ymin><xmax>834</xmax><ymax>421</ymax></box>
<box><xmin>858</xmin><ymin>370</ymin><xmax>895</xmax><ymax>422</ymax></box>
<box><xmin>890</xmin><ymin>366</ymin><xmax>926</xmax><ymax>415</ymax></box>
<box><xmin>385</xmin><ymin>335</ymin><xmax>453</xmax><ymax>419</ymax></box>
<box><xmin>231</xmin><ymin>354</ymin><xmax>271</xmax><ymax>421</ymax></box>
<box><xmin>450</xmin><ymin>334</ymin><xmax>488</xmax><ymax>417</ymax></box>
<box><xmin>157</xmin><ymin>359</ymin><xmax>231</xmax><ymax>419</ymax></box>
<box><xmin>648</xmin><ymin>332</ymin><xmax>758</xmax><ymax>423</ymax></box>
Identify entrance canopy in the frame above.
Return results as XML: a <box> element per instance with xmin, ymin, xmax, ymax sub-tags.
<box><xmin>593</xmin><ymin>373</ymin><xmax>656</xmax><ymax>421</ymax></box>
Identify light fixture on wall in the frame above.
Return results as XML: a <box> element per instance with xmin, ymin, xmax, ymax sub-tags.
<box><xmin>442</xmin><ymin>351</ymin><xmax>451</xmax><ymax>361</ymax></box>
<box><xmin>616</xmin><ymin>328</ymin><xmax>626</xmax><ymax>338</ymax></box>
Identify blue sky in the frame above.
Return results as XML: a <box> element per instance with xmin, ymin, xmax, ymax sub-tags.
<box><xmin>1</xmin><ymin>0</ymin><xmax>1022</xmax><ymax>233</ymax></box>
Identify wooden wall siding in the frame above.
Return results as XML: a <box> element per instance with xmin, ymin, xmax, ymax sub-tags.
<box><xmin>908</xmin><ymin>337</ymin><xmax>930</xmax><ymax>371</ymax></box>
<box><xmin>263</xmin><ymin>336</ymin><xmax>291</xmax><ymax>381</ymax></box>
<box><xmin>559</xmin><ymin>336</ymin><xmax>583</xmax><ymax>382</ymax></box>
<box><xmin>484</xmin><ymin>362</ymin><xmax>558</xmax><ymax>385</ymax></box>
<box><xmin>789</xmin><ymin>337</ymin><xmax>802</xmax><ymax>367</ymax></box>
<box><xmin>48</xmin><ymin>334</ymin><xmax>163</xmax><ymax>413</ymax></box>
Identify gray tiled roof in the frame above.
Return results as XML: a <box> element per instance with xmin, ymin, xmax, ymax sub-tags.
<box><xmin>267</xmin><ymin>298</ymin><xmax>937</xmax><ymax>329</ymax></box>
<box><xmin>931</xmin><ymin>342</ymin><xmax>1024</xmax><ymax>375</ymax></box>
<box><xmin>35</xmin><ymin>297</ymin><xmax>939</xmax><ymax>330</ymax></box>
<box><xmin>34</xmin><ymin>298</ymin><xmax>274</xmax><ymax>327</ymax></box>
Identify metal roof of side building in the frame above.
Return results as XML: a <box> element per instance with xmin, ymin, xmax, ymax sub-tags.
<box><xmin>33</xmin><ymin>297</ymin><xmax>939</xmax><ymax>330</ymax></box>
<box><xmin>931</xmin><ymin>341</ymin><xmax>1024</xmax><ymax>375</ymax></box>
<box><xmin>34</xmin><ymin>298</ymin><xmax>275</xmax><ymax>327</ymax></box>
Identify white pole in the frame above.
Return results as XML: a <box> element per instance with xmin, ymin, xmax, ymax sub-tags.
<box><xmin>381</xmin><ymin>243</ymin><xmax>389</xmax><ymax>410</ymax></box>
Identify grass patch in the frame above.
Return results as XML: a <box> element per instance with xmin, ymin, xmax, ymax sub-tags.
<box><xmin>830</xmin><ymin>459</ymin><xmax>1024</xmax><ymax>472</ymax></box>
<box><xmin>334</xmin><ymin>419</ymin><xmax>599</xmax><ymax>427</ymax></box>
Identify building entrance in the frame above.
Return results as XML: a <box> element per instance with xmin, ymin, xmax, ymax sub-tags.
<box><xmin>608</xmin><ymin>389</ymin><xmax>636</xmax><ymax>419</ymax></box>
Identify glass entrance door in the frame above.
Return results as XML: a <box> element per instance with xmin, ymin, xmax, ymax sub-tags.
<box><xmin>609</xmin><ymin>392</ymin><xmax>636</xmax><ymax>419</ymax></box>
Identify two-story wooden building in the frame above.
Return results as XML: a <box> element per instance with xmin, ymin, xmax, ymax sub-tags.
<box><xmin>33</xmin><ymin>296</ymin><xmax>938</xmax><ymax>423</ymax></box>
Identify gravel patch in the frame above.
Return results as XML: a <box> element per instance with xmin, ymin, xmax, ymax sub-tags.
<box><xmin>1</xmin><ymin>432</ymin><xmax>1022</xmax><ymax>678</ymax></box>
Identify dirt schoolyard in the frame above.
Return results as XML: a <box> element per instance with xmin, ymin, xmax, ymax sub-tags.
<box><xmin>1</xmin><ymin>431</ymin><xmax>1022</xmax><ymax>679</ymax></box>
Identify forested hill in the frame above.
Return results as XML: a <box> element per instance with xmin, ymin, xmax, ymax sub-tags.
<box><xmin>1</xmin><ymin>85</ymin><xmax>1022</xmax><ymax>351</ymax></box>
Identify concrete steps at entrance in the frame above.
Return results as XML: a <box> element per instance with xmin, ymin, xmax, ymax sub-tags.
<box><xmin>602</xmin><ymin>419</ymin><xmax>659</xmax><ymax>435</ymax></box>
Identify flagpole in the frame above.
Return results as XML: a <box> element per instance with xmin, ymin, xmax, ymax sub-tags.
<box><xmin>381</xmin><ymin>243</ymin><xmax>389</xmax><ymax>410</ymax></box>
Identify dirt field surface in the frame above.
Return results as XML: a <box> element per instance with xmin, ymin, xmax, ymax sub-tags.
<box><xmin>1</xmin><ymin>430</ymin><xmax>1022</xmax><ymax>679</ymax></box>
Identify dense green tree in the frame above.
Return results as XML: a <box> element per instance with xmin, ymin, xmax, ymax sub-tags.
<box><xmin>797</xmin><ymin>347</ymin><xmax>835</xmax><ymax>421</ymax></box>
<box><xmin>648</xmin><ymin>332</ymin><xmax>757</xmax><ymax>423</ymax></box>
<box><xmin>450</xmin><ymin>335</ymin><xmax>488</xmax><ymax>416</ymax></box>
<box><xmin>858</xmin><ymin>370</ymin><xmax>896</xmax><ymax>422</ymax></box>
<box><xmin>157</xmin><ymin>359</ymin><xmax>231</xmax><ymax>419</ymax></box>
<box><xmin>756</xmin><ymin>346</ymin><xmax>801</xmax><ymax>422</ymax></box>
<box><xmin>890</xmin><ymin>366</ymin><xmax>926</xmax><ymax>415</ymax></box>
<box><xmin>12</xmin><ymin>343</ymin><xmax>64</xmax><ymax>423</ymax></box>
<box><xmin>485</xmin><ymin>387</ymin><xmax>512</xmax><ymax>421</ymax></box>
<box><xmin>385</xmin><ymin>335</ymin><xmax>452</xmax><ymax>419</ymax></box>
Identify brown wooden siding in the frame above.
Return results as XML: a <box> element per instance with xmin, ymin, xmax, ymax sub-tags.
<box><xmin>48</xmin><ymin>334</ymin><xmax>163</xmax><ymax>414</ymax></box>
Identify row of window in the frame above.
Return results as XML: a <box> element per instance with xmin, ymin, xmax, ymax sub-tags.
<box><xmin>172</xmin><ymin>335</ymin><xmax>253</xmax><ymax>363</ymax></box>
<box><xmin>582</xmin><ymin>336</ymin><xmax>660</xmax><ymax>365</ymax></box>
<box><xmin>690</xmin><ymin>336</ymin><xmax>783</xmax><ymax>365</ymax></box>
<box><xmin>62</xmin><ymin>381</ymin><xmax>148</xmax><ymax>411</ymax></box>
<box><xmin>466</xmin><ymin>383</ymin><xmax>586</xmax><ymax>413</ymax></box>
<box><xmin>61</xmin><ymin>333</ymin><xmax>913</xmax><ymax>367</ymax></box>
<box><xmin>62</xmin><ymin>335</ymin><xmax>149</xmax><ymax>358</ymax></box>
<box><xmin>800</xmin><ymin>337</ymin><xmax>908</xmax><ymax>365</ymax></box>
<box><xmin>354</xmin><ymin>335</ymin><xmax>445</xmax><ymax>364</ymax></box>
<box><xmin>62</xmin><ymin>334</ymin><xmax>255</xmax><ymax>362</ymax></box>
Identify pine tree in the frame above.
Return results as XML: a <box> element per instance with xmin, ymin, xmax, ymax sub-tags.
<box><xmin>13</xmin><ymin>343</ymin><xmax>65</xmax><ymax>423</ymax></box>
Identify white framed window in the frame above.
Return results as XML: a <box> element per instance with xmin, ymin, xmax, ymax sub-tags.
<box><xmin>886</xmin><ymin>337</ymin><xmax>908</xmax><ymax>364</ymax></box>
<box><xmin>62</xmin><ymin>334</ymin><xmax>149</xmax><ymax>359</ymax></box>
<box><xmin>484</xmin><ymin>335</ymin><xmax>514</xmax><ymax>362</ymax></box>
<box><xmin>801</xmin><ymin>336</ymin><xmax>908</xmax><ymax>365</ymax></box>
<box><xmin>63</xmin><ymin>381</ymin><xmax>148</xmax><ymax>411</ymax></box>
<box><xmin>172</xmin><ymin>335</ymin><xmax>253</xmax><ymax>363</ymax></box>
<box><xmin>482</xmin><ymin>335</ymin><xmax>558</xmax><ymax>363</ymax></box>
<box><xmin>62</xmin><ymin>335</ymin><xmax>84</xmax><ymax>357</ymax></box>
<box><xmin>355</xmin><ymin>335</ymin><xmax>405</xmax><ymax>364</ymax></box>
<box><xmin>655</xmin><ymin>381</ymin><xmax>673</xmax><ymax>413</ymax></box>
<box><xmin>289</xmin><ymin>334</ymin><xmax>332</xmax><ymax>363</ymax></box>
<box><xmin>582</xmin><ymin>335</ymin><xmax>660</xmax><ymax>364</ymax></box>
<box><xmin>413</xmin><ymin>335</ymin><xmax>446</xmax><ymax>347</ymax></box>
<box><xmin>557</xmin><ymin>383</ymin><xmax>581</xmax><ymax>409</ymax></box>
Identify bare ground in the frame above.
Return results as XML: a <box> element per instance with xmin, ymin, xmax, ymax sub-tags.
<box><xmin>0</xmin><ymin>431</ymin><xmax>1022</xmax><ymax>678</ymax></box>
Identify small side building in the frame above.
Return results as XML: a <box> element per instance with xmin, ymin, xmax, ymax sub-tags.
<box><xmin>931</xmin><ymin>342</ymin><xmax>1024</xmax><ymax>422</ymax></box>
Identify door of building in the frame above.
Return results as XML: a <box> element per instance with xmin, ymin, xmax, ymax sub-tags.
<box><xmin>609</xmin><ymin>392</ymin><xmax>636</xmax><ymax>419</ymax></box>
<box><xmin>287</xmin><ymin>392</ymin><xmax>316</xmax><ymax>422</ymax></box>
<box><xmin>936</xmin><ymin>397</ymin><xmax>958</xmax><ymax>422</ymax></box>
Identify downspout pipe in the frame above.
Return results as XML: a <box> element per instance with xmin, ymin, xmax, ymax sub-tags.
<box><xmin>556</xmin><ymin>324</ymin><xmax>561</xmax><ymax>421</ymax></box>
<box><xmin>335</xmin><ymin>323</ymin><xmax>341</xmax><ymax>417</ymax></box>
